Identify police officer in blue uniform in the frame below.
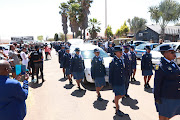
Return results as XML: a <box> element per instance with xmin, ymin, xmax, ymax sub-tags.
<box><xmin>109</xmin><ymin>45</ymin><xmax>127</xmax><ymax>116</ymax></box>
<box><xmin>100</xmin><ymin>42</ymin><xmax>105</xmax><ymax>51</ymax></box>
<box><xmin>91</xmin><ymin>48</ymin><xmax>106</xmax><ymax>101</ymax></box>
<box><xmin>154</xmin><ymin>44</ymin><xmax>180</xmax><ymax>120</ymax></box>
<box><xmin>71</xmin><ymin>48</ymin><xmax>85</xmax><ymax>90</ymax></box>
<box><xmin>130</xmin><ymin>46</ymin><xmax>137</xmax><ymax>81</ymax></box>
<box><xmin>58</xmin><ymin>45</ymin><xmax>66</xmax><ymax>78</ymax></box>
<box><xmin>141</xmin><ymin>45</ymin><xmax>153</xmax><ymax>89</ymax></box>
<box><xmin>63</xmin><ymin>47</ymin><xmax>72</xmax><ymax>84</ymax></box>
<box><xmin>107</xmin><ymin>42</ymin><xmax>114</xmax><ymax>57</ymax></box>
<box><xmin>123</xmin><ymin>46</ymin><xmax>131</xmax><ymax>98</ymax></box>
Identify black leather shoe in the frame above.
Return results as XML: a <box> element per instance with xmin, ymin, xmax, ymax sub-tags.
<box><xmin>116</xmin><ymin>110</ymin><xmax>124</xmax><ymax>117</ymax></box>
<box><xmin>147</xmin><ymin>83</ymin><xmax>151</xmax><ymax>88</ymax></box>
<box><xmin>125</xmin><ymin>94</ymin><xmax>130</xmax><ymax>98</ymax></box>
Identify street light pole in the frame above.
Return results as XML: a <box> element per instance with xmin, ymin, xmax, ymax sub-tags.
<box><xmin>105</xmin><ymin>0</ymin><xmax>107</xmax><ymax>29</ymax></box>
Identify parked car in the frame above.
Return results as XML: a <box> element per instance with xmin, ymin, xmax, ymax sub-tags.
<box><xmin>130</xmin><ymin>41</ymin><xmax>149</xmax><ymax>48</ymax></box>
<box><xmin>0</xmin><ymin>44</ymin><xmax>10</xmax><ymax>55</ymax></box>
<box><xmin>70</xmin><ymin>44</ymin><xmax>113</xmax><ymax>83</ymax></box>
<box><xmin>151</xmin><ymin>42</ymin><xmax>180</xmax><ymax>65</ymax></box>
<box><xmin>135</xmin><ymin>43</ymin><xmax>159</xmax><ymax>59</ymax></box>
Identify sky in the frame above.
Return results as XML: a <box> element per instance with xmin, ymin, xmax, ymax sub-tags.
<box><xmin>0</xmin><ymin>0</ymin><xmax>179</xmax><ymax>40</ymax></box>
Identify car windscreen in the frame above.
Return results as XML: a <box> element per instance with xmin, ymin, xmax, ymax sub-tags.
<box><xmin>81</xmin><ymin>50</ymin><xmax>109</xmax><ymax>59</ymax></box>
<box><xmin>136</xmin><ymin>44</ymin><xmax>146</xmax><ymax>50</ymax></box>
<box><xmin>153</xmin><ymin>45</ymin><xmax>160</xmax><ymax>51</ymax></box>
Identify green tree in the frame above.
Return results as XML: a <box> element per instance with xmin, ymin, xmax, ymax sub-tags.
<box><xmin>78</xmin><ymin>0</ymin><xmax>93</xmax><ymax>40</ymax></box>
<box><xmin>120</xmin><ymin>21</ymin><xmax>129</xmax><ymax>36</ymax></box>
<box><xmin>105</xmin><ymin>25</ymin><xmax>113</xmax><ymax>38</ymax></box>
<box><xmin>68</xmin><ymin>2</ymin><xmax>80</xmax><ymax>38</ymax></box>
<box><xmin>149</xmin><ymin>6</ymin><xmax>161</xmax><ymax>24</ymax></box>
<box><xmin>115</xmin><ymin>29</ymin><xmax>122</xmax><ymax>38</ymax></box>
<box><xmin>88</xmin><ymin>18</ymin><xmax>101</xmax><ymax>39</ymax></box>
<box><xmin>127</xmin><ymin>17</ymin><xmax>147</xmax><ymax>39</ymax></box>
<box><xmin>54</xmin><ymin>33</ymin><xmax>59</xmax><ymax>41</ymax></box>
<box><xmin>59</xmin><ymin>33</ymin><xmax>65</xmax><ymax>41</ymax></box>
<box><xmin>149</xmin><ymin>0</ymin><xmax>180</xmax><ymax>40</ymax></box>
<box><xmin>59</xmin><ymin>2</ymin><xmax>69</xmax><ymax>42</ymax></box>
<box><xmin>37</xmin><ymin>35</ymin><xmax>43</xmax><ymax>41</ymax></box>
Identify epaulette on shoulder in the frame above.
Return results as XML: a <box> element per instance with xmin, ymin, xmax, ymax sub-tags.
<box><xmin>155</xmin><ymin>64</ymin><xmax>159</xmax><ymax>70</ymax></box>
<box><xmin>155</xmin><ymin>62</ymin><xmax>162</xmax><ymax>70</ymax></box>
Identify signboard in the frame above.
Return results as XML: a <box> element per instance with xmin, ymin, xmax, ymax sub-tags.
<box><xmin>11</xmin><ymin>36</ymin><xmax>34</xmax><ymax>42</ymax></box>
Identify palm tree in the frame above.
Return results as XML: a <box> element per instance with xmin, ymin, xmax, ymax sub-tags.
<box><xmin>59</xmin><ymin>2</ymin><xmax>69</xmax><ymax>42</ymax></box>
<box><xmin>149</xmin><ymin>6</ymin><xmax>160</xmax><ymax>24</ymax></box>
<box><xmin>68</xmin><ymin>2</ymin><xmax>80</xmax><ymax>38</ymax></box>
<box><xmin>88</xmin><ymin>18</ymin><xmax>101</xmax><ymax>39</ymax></box>
<box><xmin>149</xmin><ymin>0</ymin><xmax>180</xmax><ymax>40</ymax></box>
<box><xmin>78</xmin><ymin>0</ymin><xmax>93</xmax><ymax>40</ymax></box>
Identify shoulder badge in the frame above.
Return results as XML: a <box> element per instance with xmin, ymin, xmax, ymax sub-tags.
<box><xmin>109</xmin><ymin>59</ymin><xmax>113</xmax><ymax>63</ymax></box>
<box><xmin>155</xmin><ymin>65</ymin><xmax>159</xmax><ymax>70</ymax></box>
<box><xmin>168</xmin><ymin>66</ymin><xmax>172</xmax><ymax>71</ymax></box>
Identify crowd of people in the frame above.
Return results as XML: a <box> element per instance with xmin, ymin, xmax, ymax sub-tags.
<box><xmin>0</xmin><ymin>39</ymin><xmax>179</xmax><ymax>120</ymax></box>
<box><xmin>54</xmin><ymin>39</ymin><xmax>180</xmax><ymax>120</ymax></box>
<box><xmin>0</xmin><ymin>42</ymin><xmax>52</xmax><ymax>120</ymax></box>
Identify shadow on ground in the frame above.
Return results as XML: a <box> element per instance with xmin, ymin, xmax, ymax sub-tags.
<box><xmin>29</xmin><ymin>82</ymin><xmax>43</xmax><ymax>89</ymax></box>
<box><xmin>81</xmin><ymin>82</ymin><xmax>112</xmax><ymax>91</ymax></box>
<box><xmin>121</xmin><ymin>97</ymin><xmax>139</xmax><ymax>110</ymax></box>
<box><xmin>71</xmin><ymin>89</ymin><xmax>86</xmax><ymax>97</ymax></box>
<box><xmin>64</xmin><ymin>84</ymin><xmax>75</xmax><ymax>89</ymax></box>
<box><xmin>93</xmin><ymin>99</ymin><xmax>109</xmax><ymax>111</ymax></box>
<box><xmin>58</xmin><ymin>78</ymin><xmax>67</xmax><ymax>82</ymax></box>
<box><xmin>144</xmin><ymin>88</ymin><xmax>153</xmax><ymax>93</ymax></box>
<box><xmin>130</xmin><ymin>81</ymin><xmax>140</xmax><ymax>85</ymax></box>
<box><xmin>113</xmin><ymin>114</ymin><xmax>131</xmax><ymax>120</ymax></box>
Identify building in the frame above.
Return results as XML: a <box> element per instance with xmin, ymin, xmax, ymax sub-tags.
<box><xmin>136</xmin><ymin>25</ymin><xmax>180</xmax><ymax>43</ymax></box>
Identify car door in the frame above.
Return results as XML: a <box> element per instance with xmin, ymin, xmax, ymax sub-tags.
<box><xmin>175</xmin><ymin>45</ymin><xmax>180</xmax><ymax>65</ymax></box>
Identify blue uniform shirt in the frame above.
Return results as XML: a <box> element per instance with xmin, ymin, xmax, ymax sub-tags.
<box><xmin>107</xmin><ymin>47</ymin><xmax>114</xmax><ymax>57</ymax></box>
<box><xmin>123</xmin><ymin>52</ymin><xmax>131</xmax><ymax>76</ymax></box>
<box><xmin>130</xmin><ymin>51</ymin><xmax>137</xmax><ymax>66</ymax></box>
<box><xmin>141</xmin><ymin>52</ymin><xmax>153</xmax><ymax>70</ymax></box>
<box><xmin>154</xmin><ymin>57</ymin><xmax>180</xmax><ymax>100</ymax></box>
<box><xmin>63</xmin><ymin>53</ymin><xmax>71</xmax><ymax>68</ymax></box>
<box><xmin>58</xmin><ymin>49</ymin><xmax>65</xmax><ymax>63</ymax></box>
<box><xmin>91</xmin><ymin>56</ymin><xmax>106</xmax><ymax>79</ymax></box>
<box><xmin>70</xmin><ymin>54</ymin><xmax>85</xmax><ymax>72</ymax></box>
<box><xmin>109</xmin><ymin>56</ymin><xmax>125</xmax><ymax>86</ymax></box>
<box><xmin>0</xmin><ymin>75</ymin><xmax>28</xmax><ymax>120</ymax></box>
